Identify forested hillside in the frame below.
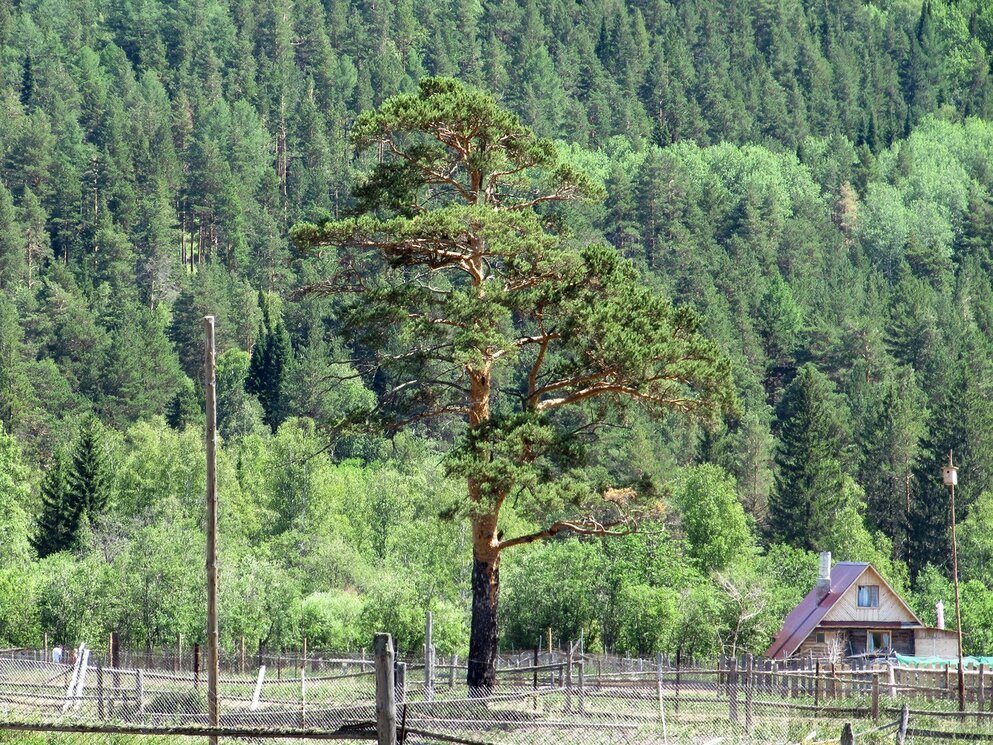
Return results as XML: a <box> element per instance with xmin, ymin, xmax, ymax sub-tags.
<box><xmin>5</xmin><ymin>0</ymin><xmax>993</xmax><ymax>659</ymax></box>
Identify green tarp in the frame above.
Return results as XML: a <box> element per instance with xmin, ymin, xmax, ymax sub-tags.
<box><xmin>894</xmin><ymin>653</ymin><xmax>993</xmax><ymax>667</ymax></box>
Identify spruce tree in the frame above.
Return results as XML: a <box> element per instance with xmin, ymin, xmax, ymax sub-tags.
<box><xmin>246</xmin><ymin>295</ymin><xmax>291</xmax><ymax>432</ymax></box>
<box><xmin>66</xmin><ymin>416</ymin><xmax>111</xmax><ymax>526</ymax></box>
<box><xmin>32</xmin><ymin>451</ymin><xmax>73</xmax><ymax>558</ymax></box>
<box><xmin>769</xmin><ymin>364</ymin><xmax>847</xmax><ymax>550</ymax></box>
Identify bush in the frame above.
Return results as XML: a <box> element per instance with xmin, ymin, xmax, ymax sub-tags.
<box><xmin>300</xmin><ymin>590</ymin><xmax>365</xmax><ymax>651</ymax></box>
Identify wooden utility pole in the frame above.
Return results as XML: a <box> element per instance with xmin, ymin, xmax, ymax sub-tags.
<box><xmin>943</xmin><ymin>451</ymin><xmax>966</xmax><ymax>713</ymax></box>
<box><xmin>204</xmin><ymin>316</ymin><xmax>220</xmax><ymax>742</ymax></box>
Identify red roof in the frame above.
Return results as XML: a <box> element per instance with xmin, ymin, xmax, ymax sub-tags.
<box><xmin>765</xmin><ymin>562</ymin><xmax>873</xmax><ymax>659</ymax></box>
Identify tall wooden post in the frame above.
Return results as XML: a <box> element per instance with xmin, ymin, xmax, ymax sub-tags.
<box><xmin>945</xmin><ymin>452</ymin><xmax>966</xmax><ymax>713</ymax></box>
<box><xmin>424</xmin><ymin>610</ymin><xmax>434</xmax><ymax>701</ymax></box>
<box><xmin>374</xmin><ymin>634</ymin><xmax>397</xmax><ymax>745</ymax></box>
<box><xmin>204</xmin><ymin>316</ymin><xmax>221</xmax><ymax>742</ymax></box>
<box><xmin>744</xmin><ymin>654</ymin><xmax>754</xmax><ymax>732</ymax></box>
<box><xmin>532</xmin><ymin>645</ymin><xmax>538</xmax><ymax>711</ymax></box>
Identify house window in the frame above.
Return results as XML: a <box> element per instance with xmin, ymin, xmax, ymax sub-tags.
<box><xmin>857</xmin><ymin>585</ymin><xmax>879</xmax><ymax>608</ymax></box>
<box><xmin>867</xmin><ymin>631</ymin><xmax>891</xmax><ymax>652</ymax></box>
<box><xmin>815</xmin><ymin>632</ymin><xmax>826</xmax><ymax>644</ymax></box>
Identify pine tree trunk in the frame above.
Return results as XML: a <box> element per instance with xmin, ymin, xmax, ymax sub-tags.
<box><xmin>467</xmin><ymin>537</ymin><xmax>500</xmax><ymax>693</ymax></box>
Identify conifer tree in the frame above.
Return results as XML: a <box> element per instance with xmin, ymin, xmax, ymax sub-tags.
<box><xmin>292</xmin><ymin>78</ymin><xmax>735</xmax><ymax>690</ymax></box>
<box><xmin>166</xmin><ymin>377</ymin><xmax>203</xmax><ymax>430</ymax></box>
<box><xmin>768</xmin><ymin>364</ymin><xmax>847</xmax><ymax>550</ymax></box>
<box><xmin>32</xmin><ymin>451</ymin><xmax>73</xmax><ymax>558</ymax></box>
<box><xmin>72</xmin><ymin>416</ymin><xmax>110</xmax><ymax>509</ymax></box>
<box><xmin>246</xmin><ymin>294</ymin><xmax>292</xmax><ymax>432</ymax></box>
<box><xmin>0</xmin><ymin>185</ymin><xmax>26</xmax><ymax>290</ymax></box>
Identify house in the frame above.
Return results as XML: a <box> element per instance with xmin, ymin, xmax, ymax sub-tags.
<box><xmin>765</xmin><ymin>552</ymin><xmax>959</xmax><ymax>660</ymax></box>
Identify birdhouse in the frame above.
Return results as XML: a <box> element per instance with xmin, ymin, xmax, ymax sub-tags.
<box><xmin>942</xmin><ymin>464</ymin><xmax>958</xmax><ymax>486</ymax></box>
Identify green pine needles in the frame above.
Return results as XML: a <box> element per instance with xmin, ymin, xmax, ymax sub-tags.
<box><xmin>292</xmin><ymin>78</ymin><xmax>737</xmax><ymax>689</ymax></box>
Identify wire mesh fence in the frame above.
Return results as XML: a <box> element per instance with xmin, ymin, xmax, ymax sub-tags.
<box><xmin>5</xmin><ymin>646</ymin><xmax>993</xmax><ymax>743</ymax></box>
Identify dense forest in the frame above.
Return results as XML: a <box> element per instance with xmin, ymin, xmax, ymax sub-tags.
<box><xmin>5</xmin><ymin>0</ymin><xmax>993</xmax><ymax>660</ymax></box>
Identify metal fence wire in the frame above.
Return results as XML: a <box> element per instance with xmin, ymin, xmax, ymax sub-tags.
<box><xmin>5</xmin><ymin>647</ymin><xmax>993</xmax><ymax>743</ymax></box>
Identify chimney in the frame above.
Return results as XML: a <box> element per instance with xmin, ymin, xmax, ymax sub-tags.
<box><xmin>815</xmin><ymin>551</ymin><xmax>832</xmax><ymax>603</ymax></box>
<box><xmin>936</xmin><ymin>601</ymin><xmax>945</xmax><ymax>630</ymax></box>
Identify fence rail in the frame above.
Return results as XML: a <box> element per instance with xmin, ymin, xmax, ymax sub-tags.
<box><xmin>7</xmin><ymin>642</ymin><xmax>993</xmax><ymax>743</ymax></box>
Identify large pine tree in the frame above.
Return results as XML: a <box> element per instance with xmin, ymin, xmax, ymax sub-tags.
<box><xmin>292</xmin><ymin>78</ymin><xmax>735</xmax><ymax>690</ymax></box>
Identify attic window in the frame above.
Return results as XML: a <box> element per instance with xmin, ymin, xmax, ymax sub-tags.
<box><xmin>857</xmin><ymin>585</ymin><xmax>879</xmax><ymax>608</ymax></box>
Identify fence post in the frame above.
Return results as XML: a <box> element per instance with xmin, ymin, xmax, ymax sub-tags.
<box><xmin>815</xmin><ymin>660</ymin><xmax>821</xmax><ymax>710</ymax></box>
<box><xmin>981</xmin><ymin>664</ymin><xmax>987</xmax><ymax>711</ymax></box>
<box><xmin>675</xmin><ymin>649</ymin><xmax>681</xmax><ymax>715</ymax></box>
<box><xmin>424</xmin><ymin>610</ymin><xmax>434</xmax><ymax>702</ymax></box>
<box><xmin>375</xmin><ymin>633</ymin><xmax>397</xmax><ymax>745</ymax></box>
<box><xmin>871</xmin><ymin>672</ymin><xmax>879</xmax><ymax>720</ymax></box>
<box><xmin>449</xmin><ymin>654</ymin><xmax>457</xmax><ymax>691</ymax></box>
<box><xmin>298</xmin><ymin>666</ymin><xmax>307</xmax><ymax>727</ymax></box>
<box><xmin>96</xmin><ymin>663</ymin><xmax>104</xmax><ymax>719</ymax></box>
<box><xmin>532</xmin><ymin>645</ymin><xmax>539</xmax><ymax>711</ymax></box>
<box><xmin>897</xmin><ymin>702</ymin><xmax>909</xmax><ymax>745</ymax></box>
<box><xmin>657</xmin><ymin>658</ymin><xmax>668</xmax><ymax>744</ymax></box>
<box><xmin>578</xmin><ymin>653</ymin><xmax>585</xmax><ymax>713</ymax></box>
<box><xmin>728</xmin><ymin>657</ymin><xmax>738</xmax><ymax>723</ymax></box>
<box><xmin>395</xmin><ymin>661</ymin><xmax>407</xmax><ymax>707</ymax></box>
<box><xmin>136</xmin><ymin>669</ymin><xmax>145</xmax><ymax>721</ymax></box>
<box><xmin>193</xmin><ymin>643</ymin><xmax>201</xmax><ymax>688</ymax></box>
<box><xmin>744</xmin><ymin>654</ymin><xmax>753</xmax><ymax>733</ymax></box>
<box><xmin>840</xmin><ymin>722</ymin><xmax>854</xmax><ymax>745</ymax></box>
<box><xmin>565</xmin><ymin>642</ymin><xmax>573</xmax><ymax>713</ymax></box>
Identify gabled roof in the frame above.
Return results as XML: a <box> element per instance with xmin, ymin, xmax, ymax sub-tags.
<box><xmin>765</xmin><ymin>562</ymin><xmax>912</xmax><ymax>659</ymax></box>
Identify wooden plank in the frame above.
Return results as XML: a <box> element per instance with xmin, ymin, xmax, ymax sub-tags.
<box><xmin>62</xmin><ymin>646</ymin><xmax>83</xmax><ymax>712</ymax></box>
<box><xmin>906</xmin><ymin>729</ymin><xmax>993</xmax><ymax>741</ymax></box>
<box><xmin>73</xmin><ymin>646</ymin><xmax>90</xmax><ymax>710</ymax></box>
<box><xmin>250</xmin><ymin>665</ymin><xmax>266</xmax><ymax>711</ymax></box>
<box><xmin>0</xmin><ymin>721</ymin><xmax>374</xmax><ymax>740</ymax></box>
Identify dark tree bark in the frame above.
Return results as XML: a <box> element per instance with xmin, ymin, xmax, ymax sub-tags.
<box><xmin>467</xmin><ymin>552</ymin><xmax>500</xmax><ymax>692</ymax></box>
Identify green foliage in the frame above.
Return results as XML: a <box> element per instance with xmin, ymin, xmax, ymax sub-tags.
<box><xmin>769</xmin><ymin>365</ymin><xmax>848</xmax><ymax>551</ymax></box>
<box><xmin>4</xmin><ymin>0</ymin><xmax>993</xmax><ymax>660</ymax></box>
<box><xmin>299</xmin><ymin>591</ymin><xmax>365</xmax><ymax>651</ymax></box>
<box><xmin>246</xmin><ymin>294</ymin><xmax>292</xmax><ymax>432</ymax></box>
<box><xmin>671</xmin><ymin>464</ymin><xmax>753</xmax><ymax>574</ymax></box>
